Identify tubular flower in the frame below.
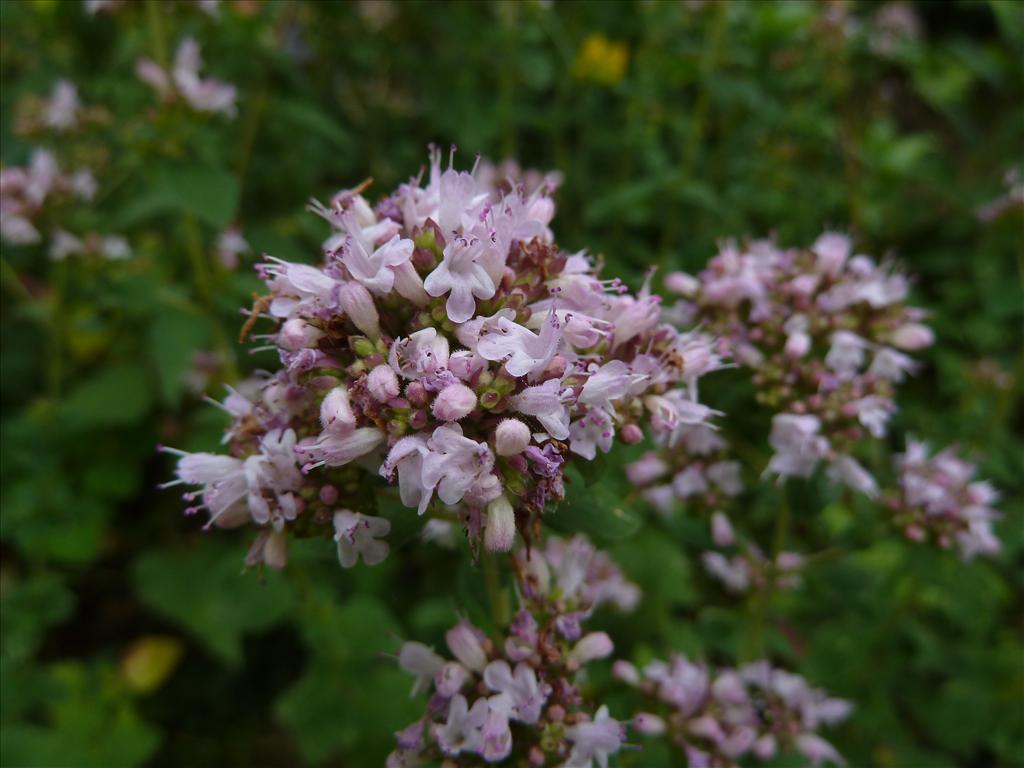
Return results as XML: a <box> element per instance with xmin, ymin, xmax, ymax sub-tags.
<box><xmin>389</xmin><ymin>534</ymin><xmax>635</xmax><ymax>766</ymax></box>
<box><xmin>163</xmin><ymin>149</ymin><xmax>721</xmax><ymax>564</ymax></box>
<box><xmin>661</xmin><ymin>234</ymin><xmax>933</xmax><ymax>499</ymax></box>
<box><xmin>616</xmin><ymin>654</ymin><xmax>851</xmax><ymax>767</ymax></box>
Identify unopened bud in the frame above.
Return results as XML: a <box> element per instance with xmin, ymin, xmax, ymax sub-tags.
<box><xmin>432</xmin><ymin>383</ymin><xmax>477</xmax><ymax>421</ymax></box>
<box><xmin>367</xmin><ymin>364</ymin><xmax>400</xmax><ymax>403</ymax></box>
<box><xmin>633</xmin><ymin>713</ymin><xmax>667</xmax><ymax>736</ymax></box>
<box><xmin>339</xmin><ymin>281</ymin><xmax>381</xmax><ymax>339</ymax></box>
<box><xmin>664</xmin><ymin>271</ymin><xmax>699</xmax><ymax>297</ymax></box>
<box><xmin>279</xmin><ymin>318</ymin><xmax>323</xmax><ymax>352</ymax></box>
<box><xmin>446</xmin><ymin>621</ymin><xmax>488</xmax><ymax>672</ymax></box>
<box><xmin>568</xmin><ymin>631</ymin><xmax>613</xmax><ymax>667</ymax></box>
<box><xmin>484</xmin><ymin>495</ymin><xmax>516</xmax><ymax>552</ymax></box>
<box><xmin>320</xmin><ymin>387</ymin><xmax>355</xmax><ymax>433</ymax></box>
<box><xmin>889</xmin><ymin>323</ymin><xmax>934</xmax><ymax>351</ymax></box>
<box><xmin>495</xmin><ymin>418</ymin><xmax>531</xmax><ymax>456</ymax></box>
<box><xmin>620</xmin><ymin>423</ymin><xmax>643</xmax><ymax>444</ymax></box>
<box><xmin>711</xmin><ymin>511</ymin><xmax>735</xmax><ymax>547</ymax></box>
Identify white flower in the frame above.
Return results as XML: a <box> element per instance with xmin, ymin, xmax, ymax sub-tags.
<box><xmin>564</xmin><ymin>705</ymin><xmax>625</xmax><ymax>768</ymax></box>
<box><xmin>424</xmin><ymin>234</ymin><xmax>496</xmax><ymax>324</ymax></box>
<box><xmin>333</xmin><ymin>510</ymin><xmax>390</xmax><ymax>567</ymax></box>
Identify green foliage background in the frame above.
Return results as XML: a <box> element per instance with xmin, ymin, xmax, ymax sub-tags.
<box><xmin>1</xmin><ymin>1</ymin><xmax>1021</xmax><ymax>766</ymax></box>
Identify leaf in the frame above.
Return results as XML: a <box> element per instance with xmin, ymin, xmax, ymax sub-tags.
<box><xmin>0</xmin><ymin>573</ymin><xmax>75</xmax><ymax>663</ymax></box>
<box><xmin>149</xmin><ymin>309</ymin><xmax>213</xmax><ymax>405</ymax></box>
<box><xmin>116</xmin><ymin>165</ymin><xmax>239</xmax><ymax>229</ymax></box>
<box><xmin>59</xmin><ymin>363</ymin><xmax>152</xmax><ymax>431</ymax></box>
<box><xmin>133</xmin><ymin>541</ymin><xmax>293</xmax><ymax>665</ymax></box>
<box><xmin>547</xmin><ymin>465</ymin><xmax>642</xmax><ymax>542</ymax></box>
<box><xmin>1</xmin><ymin>662</ymin><xmax>160</xmax><ymax>768</ymax></box>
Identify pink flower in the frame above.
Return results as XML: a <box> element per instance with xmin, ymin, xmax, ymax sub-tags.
<box><xmin>564</xmin><ymin>705</ymin><xmax>625</xmax><ymax>768</ymax></box>
<box><xmin>333</xmin><ymin>510</ymin><xmax>390</xmax><ymax>567</ymax></box>
<box><xmin>477</xmin><ymin>310</ymin><xmax>561</xmax><ymax>378</ymax></box>
<box><xmin>424</xmin><ymin>234</ymin><xmax>496</xmax><ymax>323</ymax></box>
<box><xmin>421</xmin><ymin>424</ymin><xmax>496</xmax><ymax>509</ymax></box>
<box><xmin>340</xmin><ymin>231</ymin><xmax>414</xmax><ymax>295</ymax></box>
<box><xmin>509</xmin><ymin>379</ymin><xmax>570</xmax><ymax>439</ymax></box>
<box><xmin>483</xmin><ymin>660</ymin><xmax>551</xmax><ymax>724</ymax></box>
<box><xmin>767</xmin><ymin>414</ymin><xmax>829</xmax><ymax>479</ymax></box>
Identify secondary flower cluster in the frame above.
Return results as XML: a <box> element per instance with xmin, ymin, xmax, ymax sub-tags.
<box><xmin>14</xmin><ymin>79</ymin><xmax>108</xmax><ymax>136</ymax></box>
<box><xmin>1</xmin><ymin>149</ymin><xmax>97</xmax><ymax>246</ymax></box>
<box><xmin>626</xmin><ymin>424</ymin><xmax>741</xmax><ymax>518</ymax></box>
<box><xmin>137</xmin><ymin>37</ymin><xmax>238</xmax><ymax>118</ymax></box>
<box><xmin>665</xmin><ymin>233</ymin><xmax>933</xmax><ymax>499</ymax></box>
<box><xmin>615</xmin><ymin>654</ymin><xmax>851</xmax><ymax>767</ymax></box>
<box><xmin>164</xmin><ymin>148</ymin><xmax>722</xmax><ymax>566</ymax></box>
<box><xmin>390</xmin><ymin>535</ymin><xmax>636</xmax><ymax>766</ymax></box>
<box><xmin>887</xmin><ymin>439</ymin><xmax>1002</xmax><ymax>560</ymax></box>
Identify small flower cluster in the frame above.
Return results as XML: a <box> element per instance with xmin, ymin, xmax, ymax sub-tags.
<box><xmin>626</xmin><ymin>424</ymin><xmax>741</xmax><ymax>518</ymax></box>
<box><xmin>137</xmin><ymin>37</ymin><xmax>238</xmax><ymax>118</ymax></box>
<box><xmin>700</xmin><ymin>512</ymin><xmax>805</xmax><ymax>595</ymax></box>
<box><xmin>390</xmin><ymin>535</ymin><xmax>636</xmax><ymax>766</ymax></box>
<box><xmin>15</xmin><ymin>79</ymin><xmax>108</xmax><ymax>136</ymax></box>
<box><xmin>887</xmin><ymin>440</ymin><xmax>1002</xmax><ymax>560</ymax></box>
<box><xmin>615</xmin><ymin>654</ymin><xmax>851</xmax><ymax>768</ymax></box>
<box><xmin>1</xmin><ymin>149</ymin><xmax>97</xmax><ymax>246</ymax></box>
<box><xmin>666</xmin><ymin>233</ymin><xmax>933</xmax><ymax>498</ymax></box>
<box><xmin>164</xmin><ymin>148</ymin><xmax>722</xmax><ymax>566</ymax></box>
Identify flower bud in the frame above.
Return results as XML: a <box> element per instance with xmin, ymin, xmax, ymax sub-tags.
<box><xmin>785</xmin><ymin>331</ymin><xmax>811</xmax><ymax>359</ymax></box>
<box><xmin>367</xmin><ymin>364</ymin><xmax>400</xmax><ymax>403</ymax></box>
<box><xmin>279</xmin><ymin>318</ymin><xmax>323</xmax><ymax>352</ymax></box>
<box><xmin>711</xmin><ymin>511</ymin><xmax>736</xmax><ymax>547</ymax></box>
<box><xmin>484</xmin><ymin>495</ymin><xmax>516</xmax><ymax>552</ymax></box>
<box><xmin>406</xmin><ymin>381</ymin><xmax>429</xmax><ymax>407</ymax></box>
<box><xmin>495</xmin><ymin>418</ymin><xmax>531</xmax><ymax>456</ymax></box>
<box><xmin>568</xmin><ymin>631</ymin><xmax>613</xmax><ymax>667</ymax></box>
<box><xmin>319</xmin><ymin>485</ymin><xmax>338</xmax><ymax>505</ymax></box>
<box><xmin>263</xmin><ymin>529</ymin><xmax>288</xmax><ymax>569</ymax></box>
<box><xmin>446</xmin><ymin>621</ymin><xmax>488</xmax><ymax>672</ymax></box>
<box><xmin>432</xmin><ymin>383</ymin><xmax>477</xmax><ymax>421</ymax></box>
<box><xmin>338</xmin><ymin>281</ymin><xmax>381</xmax><ymax>339</ymax></box>
<box><xmin>889</xmin><ymin>322</ymin><xmax>934</xmax><ymax>351</ymax></box>
<box><xmin>320</xmin><ymin>387</ymin><xmax>355</xmax><ymax>433</ymax></box>
<box><xmin>664</xmin><ymin>271</ymin><xmax>699</xmax><ymax>297</ymax></box>
<box><xmin>633</xmin><ymin>713</ymin><xmax>667</xmax><ymax>736</ymax></box>
<box><xmin>619</xmin><ymin>423</ymin><xmax>643</xmax><ymax>444</ymax></box>
<box><xmin>612</xmin><ymin>660</ymin><xmax>640</xmax><ymax>686</ymax></box>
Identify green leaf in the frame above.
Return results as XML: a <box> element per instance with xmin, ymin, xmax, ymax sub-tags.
<box><xmin>0</xmin><ymin>573</ymin><xmax>75</xmax><ymax>663</ymax></box>
<box><xmin>133</xmin><ymin>541</ymin><xmax>293</xmax><ymax>665</ymax></box>
<box><xmin>547</xmin><ymin>465</ymin><xmax>641</xmax><ymax>542</ymax></box>
<box><xmin>116</xmin><ymin>165</ymin><xmax>239</xmax><ymax>229</ymax></box>
<box><xmin>59</xmin><ymin>363</ymin><xmax>152</xmax><ymax>431</ymax></box>
<box><xmin>149</xmin><ymin>309</ymin><xmax>213</xmax><ymax>405</ymax></box>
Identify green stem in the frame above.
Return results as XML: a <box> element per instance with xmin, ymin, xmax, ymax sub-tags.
<box><xmin>742</xmin><ymin>484</ymin><xmax>790</xmax><ymax>661</ymax></box>
<box><xmin>146</xmin><ymin>0</ymin><xmax>169</xmax><ymax>69</ymax></box>
<box><xmin>658</xmin><ymin>0</ymin><xmax>730</xmax><ymax>272</ymax></box>
<box><xmin>482</xmin><ymin>552</ymin><xmax>509</xmax><ymax>629</ymax></box>
<box><xmin>182</xmin><ymin>211</ymin><xmax>239</xmax><ymax>381</ymax></box>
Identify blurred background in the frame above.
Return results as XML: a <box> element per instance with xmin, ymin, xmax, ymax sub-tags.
<box><xmin>1</xmin><ymin>1</ymin><xmax>1021</xmax><ymax>766</ymax></box>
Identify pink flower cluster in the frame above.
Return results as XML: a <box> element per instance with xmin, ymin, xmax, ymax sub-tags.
<box><xmin>390</xmin><ymin>535</ymin><xmax>636</xmax><ymax>766</ymax></box>
<box><xmin>136</xmin><ymin>37</ymin><xmax>238</xmax><ymax>118</ymax></box>
<box><xmin>626</xmin><ymin>424</ymin><xmax>741</xmax><ymax>518</ymax></box>
<box><xmin>164</xmin><ymin>148</ymin><xmax>722</xmax><ymax>567</ymax></box>
<box><xmin>888</xmin><ymin>440</ymin><xmax>1002</xmax><ymax>560</ymax></box>
<box><xmin>1</xmin><ymin>149</ymin><xmax>98</xmax><ymax>246</ymax></box>
<box><xmin>615</xmin><ymin>654</ymin><xmax>852</xmax><ymax>768</ymax></box>
<box><xmin>666</xmin><ymin>233</ymin><xmax>933</xmax><ymax>498</ymax></box>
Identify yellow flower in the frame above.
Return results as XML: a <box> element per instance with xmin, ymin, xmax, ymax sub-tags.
<box><xmin>572</xmin><ymin>34</ymin><xmax>629</xmax><ymax>86</ymax></box>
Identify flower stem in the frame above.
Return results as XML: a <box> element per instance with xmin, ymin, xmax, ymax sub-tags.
<box><xmin>482</xmin><ymin>551</ymin><xmax>509</xmax><ymax>629</ymax></box>
<box><xmin>742</xmin><ymin>484</ymin><xmax>790</xmax><ymax>661</ymax></box>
